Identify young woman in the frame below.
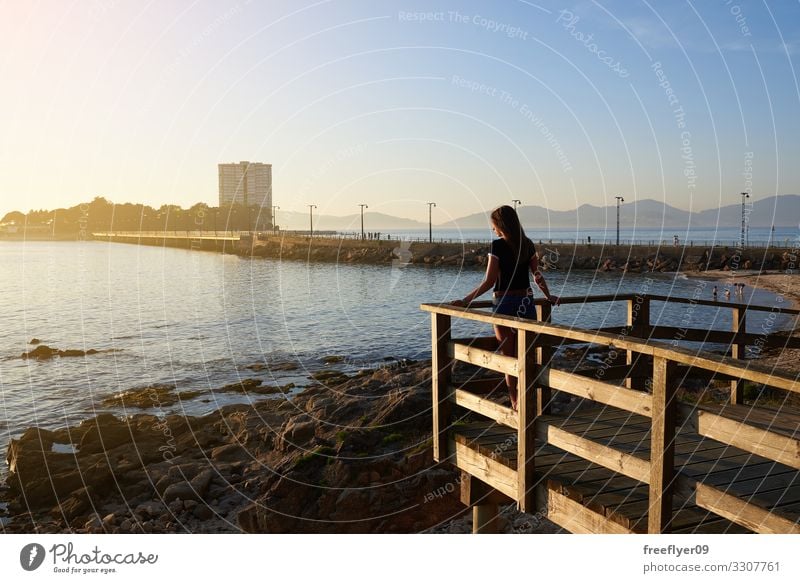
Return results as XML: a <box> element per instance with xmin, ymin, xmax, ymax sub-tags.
<box><xmin>451</xmin><ymin>205</ymin><xmax>560</xmax><ymax>410</ymax></box>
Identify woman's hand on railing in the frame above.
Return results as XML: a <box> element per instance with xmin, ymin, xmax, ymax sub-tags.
<box><xmin>547</xmin><ymin>294</ymin><xmax>561</xmax><ymax>306</ymax></box>
<box><xmin>450</xmin><ymin>298</ymin><xmax>466</xmax><ymax>307</ymax></box>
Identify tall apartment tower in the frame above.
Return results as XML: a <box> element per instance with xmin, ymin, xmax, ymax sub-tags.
<box><xmin>218</xmin><ymin>161</ymin><xmax>273</xmax><ymax>227</ymax></box>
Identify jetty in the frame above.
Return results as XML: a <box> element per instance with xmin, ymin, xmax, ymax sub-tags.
<box><xmin>421</xmin><ymin>294</ymin><xmax>800</xmax><ymax>533</ymax></box>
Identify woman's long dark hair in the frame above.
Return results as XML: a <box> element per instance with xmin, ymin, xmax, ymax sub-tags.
<box><xmin>490</xmin><ymin>205</ymin><xmax>535</xmax><ymax>265</ymax></box>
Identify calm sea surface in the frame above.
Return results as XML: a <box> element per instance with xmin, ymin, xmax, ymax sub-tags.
<box><xmin>0</xmin><ymin>240</ymin><xmax>793</xmax><ymax>463</ymax></box>
<box><xmin>355</xmin><ymin>226</ymin><xmax>797</xmax><ymax>246</ymax></box>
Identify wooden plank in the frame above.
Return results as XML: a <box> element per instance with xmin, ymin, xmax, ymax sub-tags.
<box><xmin>544</xmin><ymin>407</ymin><xmax>639</xmax><ymax>426</ymax></box>
<box><xmin>535</xmin><ymin>302</ymin><xmax>553</xmax><ymax>415</ymax></box>
<box><xmin>672</xmin><ymin>518</ymin><xmax>751</xmax><ymax>534</ymax></box>
<box><xmin>517</xmin><ymin>329</ymin><xmax>537</xmax><ymax>512</ymax></box>
<box><xmin>535</xmin><ymin>421</ymin><xmax>651</xmax><ymax>483</ymax></box>
<box><xmin>431</xmin><ymin>313</ymin><xmax>452</xmax><ymax>462</ymax></box>
<box><xmin>460</xmin><ymin>472</ymin><xmax>514</xmax><ymax>506</ymax></box>
<box><xmin>730</xmin><ymin>307</ymin><xmax>746</xmax><ymax>405</ymax></box>
<box><xmin>451</xmin><ymin>336</ymin><xmax>499</xmax><ymax>351</ymax></box>
<box><xmin>689</xmin><ymin>403</ymin><xmax>800</xmax><ymax>440</ymax></box>
<box><xmin>454</xmin><ymin>429</ymin><xmax>518</xmax><ymax>468</ymax></box>
<box><xmin>451</xmin><ymin>388</ymin><xmax>518</xmax><ymax>430</ymax></box>
<box><xmin>678</xmin><ymin>476</ymin><xmax>800</xmax><ymax>534</ymax></box>
<box><xmin>655</xmin><ymin>344</ymin><xmax>800</xmax><ymax>394</ymax></box>
<box><xmin>421</xmin><ymin>302</ymin><xmax>657</xmax><ymax>356</ymax></box>
<box><xmin>450</xmin><ymin>438</ymin><xmax>518</xmax><ymax>500</ymax></box>
<box><xmin>645</xmin><ymin>293</ymin><xmax>800</xmax><ymax>316</ymax></box>
<box><xmin>637</xmin><ymin>326</ymin><xmax>800</xmax><ymax>348</ymax></box>
<box><xmin>678</xmin><ymin>405</ymin><xmax>800</xmax><ymax>470</ymax></box>
<box><xmin>448</xmin><ymin>342</ymin><xmax>519</xmax><ymax>377</ymax></box>
<box><xmin>546</xmin><ymin>368</ymin><xmax>653</xmax><ymax>417</ymax></box>
<box><xmin>545</xmin><ymin>486</ymin><xmax>635</xmax><ymax>534</ymax></box>
<box><xmin>649</xmin><ymin>356</ymin><xmax>677</xmax><ymax>533</ymax></box>
<box><xmin>626</xmin><ymin>297</ymin><xmax>650</xmax><ymax>390</ymax></box>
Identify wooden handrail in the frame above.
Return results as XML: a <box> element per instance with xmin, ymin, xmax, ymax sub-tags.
<box><xmin>423</xmin><ymin>302</ymin><xmax>800</xmax><ymax>394</ymax></box>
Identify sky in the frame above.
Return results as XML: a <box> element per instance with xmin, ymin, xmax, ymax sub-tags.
<box><xmin>1</xmin><ymin>0</ymin><xmax>799</xmax><ymax>223</ymax></box>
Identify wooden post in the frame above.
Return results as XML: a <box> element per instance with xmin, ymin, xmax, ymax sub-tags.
<box><xmin>473</xmin><ymin>503</ymin><xmax>500</xmax><ymax>534</ymax></box>
<box><xmin>626</xmin><ymin>297</ymin><xmax>650</xmax><ymax>389</ymax></box>
<box><xmin>535</xmin><ymin>302</ymin><xmax>553</xmax><ymax>415</ymax></box>
<box><xmin>730</xmin><ymin>307</ymin><xmax>746</xmax><ymax>404</ymax></box>
<box><xmin>648</xmin><ymin>355</ymin><xmax>676</xmax><ymax>533</ymax></box>
<box><xmin>431</xmin><ymin>313</ymin><xmax>452</xmax><ymax>462</ymax></box>
<box><xmin>517</xmin><ymin>329</ymin><xmax>537</xmax><ymax>512</ymax></box>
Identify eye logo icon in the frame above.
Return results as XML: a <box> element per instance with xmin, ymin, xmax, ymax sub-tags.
<box><xmin>20</xmin><ymin>543</ymin><xmax>46</xmax><ymax>571</ymax></box>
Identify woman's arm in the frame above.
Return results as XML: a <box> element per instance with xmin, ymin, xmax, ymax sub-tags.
<box><xmin>451</xmin><ymin>255</ymin><xmax>499</xmax><ymax>306</ymax></box>
<box><xmin>530</xmin><ymin>254</ymin><xmax>560</xmax><ymax>305</ymax></box>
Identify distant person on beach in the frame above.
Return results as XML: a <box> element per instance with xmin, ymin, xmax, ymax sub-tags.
<box><xmin>712</xmin><ymin>285</ymin><xmax>718</xmax><ymax>299</ymax></box>
<box><xmin>451</xmin><ymin>205</ymin><xmax>560</xmax><ymax>410</ymax></box>
<box><xmin>724</xmin><ymin>288</ymin><xmax>731</xmax><ymax>300</ymax></box>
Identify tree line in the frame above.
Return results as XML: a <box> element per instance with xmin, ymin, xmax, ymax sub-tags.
<box><xmin>1</xmin><ymin>197</ymin><xmax>273</xmax><ymax>232</ymax></box>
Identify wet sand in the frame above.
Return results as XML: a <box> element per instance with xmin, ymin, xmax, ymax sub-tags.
<box><xmin>685</xmin><ymin>270</ymin><xmax>800</xmax><ymax>375</ymax></box>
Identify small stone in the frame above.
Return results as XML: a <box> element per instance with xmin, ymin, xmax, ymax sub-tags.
<box><xmin>190</xmin><ymin>469</ymin><xmax>215</xmax><ymax>500</ymax></box>
<box><xmin>211</xmin><ymin>444</ymin><xmax>246</xmax><ymax>462</ymax></box>
<box><xmin>163</xmin><ymin>481</ymin><xmax>198</xmax><ymax>503</ymax></box>
<box><xmin>135</xmin><ymin>501</ymin><xmax>164</xmax><ymax>519</ymax></box>
<box><xmin>155</xmin><ymin>476</ymin><xmax>172</xmax><ymax>495</ymax></box>
<box><xmin>102</xmin><ymin>513</ymin><xmax>116</xmax><ymax>527</ymax></box>
<box><xmin>84</xmin><ymin>515</ymin><xmax>102</xmax><ymax>530</ymax></box>
<box><xmin>193</xmin><ymin>504</ymin><xmax>214</xmax><ymax>520</ymax></box>
<box><xmin>168</xmin><ymin>499</ymin><xmax>183</xmax><ymax>513</ymax></box>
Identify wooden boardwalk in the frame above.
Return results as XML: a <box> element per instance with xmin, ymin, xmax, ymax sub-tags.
<box><xmin>421</xmin><ymin>293</ymin><xmax>800</xmax><ymax>534</ymax></box>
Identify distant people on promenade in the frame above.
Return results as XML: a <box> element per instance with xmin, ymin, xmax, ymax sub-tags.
<box><xmin>451</xmin><ymin>205</ymin><xmax>560</xmax><ymax>411</ymax></box>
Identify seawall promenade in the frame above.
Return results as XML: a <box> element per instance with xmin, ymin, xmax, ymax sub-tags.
<box><xmin>90</xmin><ymin>231</ymin><xmax>798</xmax><ymax>273</ymax></box>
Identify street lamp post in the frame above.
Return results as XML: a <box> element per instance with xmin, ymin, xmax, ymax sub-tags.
<box><xmin>427</xmin><ymin>202</ymin><xmax>436</xmax><ymax>243</ymax></box>
<box><xmin>308</xmin><ymin>204</ymin><xmax>317</xmax><ymax>238</ymax></box>
<box><xmin>615</xmin><ymin>196</ymin><xmax>624</xmax><ymax>246</ymax></box>
<box><xmin>512</xmin><ymin>199</ymin><xmax>521</xmax><ymax>210</ymax></box>
<box><xmin>740</xmin><ymin>192</ymin><xmax>749</xmax><ymax>249</ymax></box>
<box><xmin>359</xmin><ymin>204</ymin><xmax>368</xmax><ymax>240</ymax></box>
<box><xmin>272</xmin><ymin>205</ymin><xmax>280</xmax><ymax>233</ymax></box>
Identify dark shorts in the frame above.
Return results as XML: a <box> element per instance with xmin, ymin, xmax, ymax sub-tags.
<box><xmin>492</xmin><ymin>294</ymin><xmax>535</xmax><ymax>319</ymax></box>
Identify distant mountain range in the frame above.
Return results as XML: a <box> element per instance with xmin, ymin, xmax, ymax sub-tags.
<box><xmin>439</xmin><ymin>195</ymin><xmax>800</xmax><ymax>229</ymax></box>
<box><xmin>277</xmin><ymin>195</ymin><xmax>799</xmax><ymax>231</ymax></box>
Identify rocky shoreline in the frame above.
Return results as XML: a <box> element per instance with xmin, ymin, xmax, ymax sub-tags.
<box><xmin>3</xmin><ymin>360</ymin><xmax>536</xmax><ymax>534</ymax></box>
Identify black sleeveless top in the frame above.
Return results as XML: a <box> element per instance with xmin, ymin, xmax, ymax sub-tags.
<box><xmin>489</xmin><ymin>238</ymin><xmax>536</xmax><ymax>293</ymax></box>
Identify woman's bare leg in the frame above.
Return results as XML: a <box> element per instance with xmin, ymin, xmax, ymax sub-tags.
<box><xmin>494</xmin><ymin>324</ymin><xmax>518</xmax><ymax>409</ymax></box>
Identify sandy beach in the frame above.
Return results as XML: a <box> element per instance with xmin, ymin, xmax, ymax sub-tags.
<box><xmin>685</xmin><ymin>270</ymin><xmax>800</xmax><ymax>376</ymax></box>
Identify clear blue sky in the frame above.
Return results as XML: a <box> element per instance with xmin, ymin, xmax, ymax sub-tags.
<box><xmin>1</xmin><ymin>0</ymin><xmax>799</xmax><ymax>223</ymax></box>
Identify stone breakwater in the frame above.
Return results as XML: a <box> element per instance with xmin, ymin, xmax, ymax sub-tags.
<box><xmin>244</xmin><ymin>236</ymin><xmax>796</xmax><ymax>273</ymax></box>
<box><xmin>2</xmin><ymin>362</ymin><xmax>471</xmax><ymax>534</ymax></box>
<box><xmin>93</xmin><ymin>232</ymin><xmax>797</xmax><ymax>273</ymax></box>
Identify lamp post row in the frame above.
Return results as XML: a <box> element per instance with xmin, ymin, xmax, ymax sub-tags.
<box><xmin>303</xmin><ymin>200</ymin><xmax>525</xmax><ymax>240</ymax></box>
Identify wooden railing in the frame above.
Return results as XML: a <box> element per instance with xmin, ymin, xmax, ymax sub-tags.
<box><xmin>421</xmin><ymin>294</ymin><xmax>800</xmax><ymax>533</ymax></box>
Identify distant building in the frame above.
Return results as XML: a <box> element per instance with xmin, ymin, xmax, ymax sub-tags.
<box><xmin>218</xmin><ymin>161</ymin><xmax>273</xmax><ymax>228</ymax></box>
